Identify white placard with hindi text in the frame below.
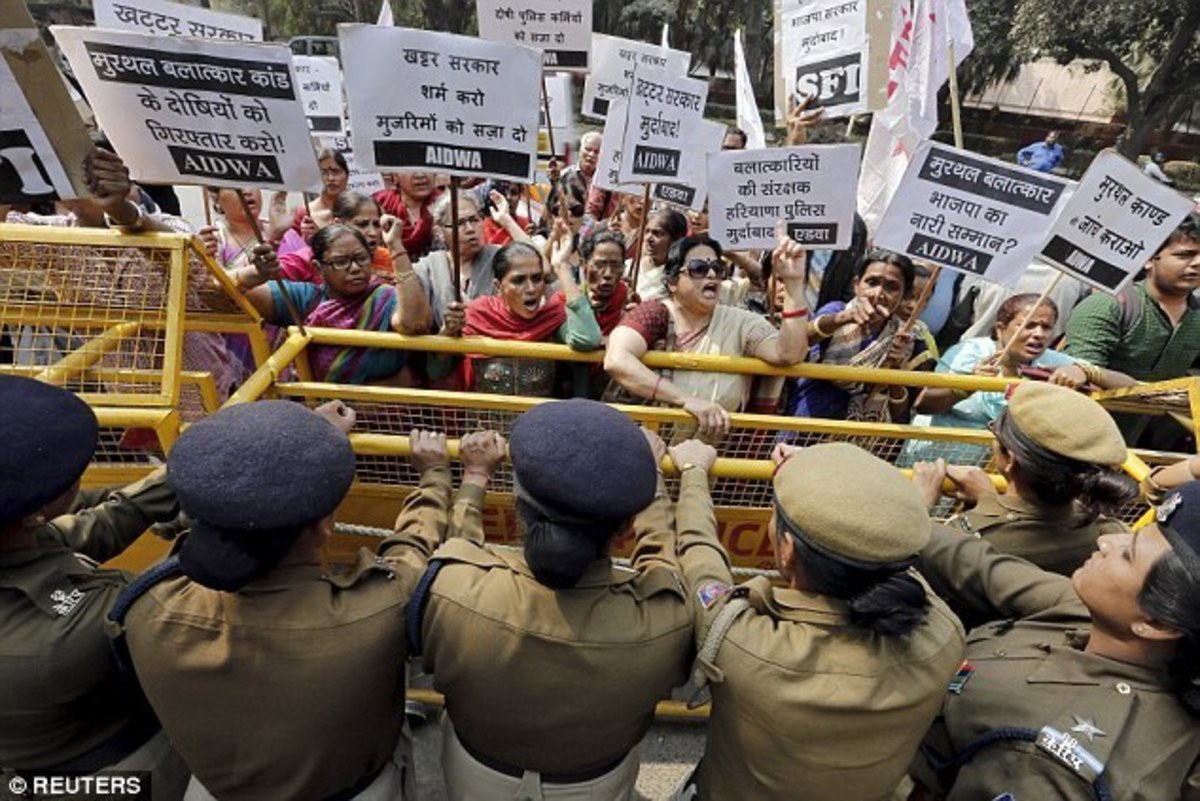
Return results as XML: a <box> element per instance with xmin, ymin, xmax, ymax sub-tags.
<box><xmin>340</xmin><ymin>25</ymin><xmax>541</xmax><ymax>182</ymax></box>
<box><xmin>316</xmin><ymin>133</ymin><xmax>385</xmax><ymax>195</ymax></box>
<box><xmin>592</xmin><ymin>98</ymin><xmax>641</xmax><ymax>194</ymax></box>
<box><xmin>875</xmin><ymin>142</ymin><xmax>1073</xmax><ymax>286</ymax></box>
<box><xmin>52</xmin><ymin>27</ymin><xmax>320</xmax><ymax>191</ymax></box>
<box><xmin>477</xmin><ymin>0</ymin><xmax>592</xmax><ymax>72</ymax></box>
<box><xmin>780</xmin><ymin>0</ymin><xmax>869</xmax><ymax>119</ymax></box>
<box><xmin>708</xmin><ymin>144</ymin><xmax>860</xmax><ymax>250</ymax></box>
<box><xmin>93</xmin><ymin>0</ymin><xmax>262</xmax><ymax>41</ymax></box>
<box><xmin>293</xmin><ymin>56</ymin><xmax>343</xmax><ymax>135</ymax></box>
<box><xmin>1038</xmin><ymin>152</ymin><xmax>1194</xmax><ymax>294</ymax></box>
<box><xmin>616</xmin><ymin>65</ymin><xmax>707</xmax><ymax>185</ymax></box>
<box><xmin>651</xmin><ymin>119</ymin><xmax>726</xmax><ymax>212</ymax></box>
<box><xmin>580</xmin><ymin>33</ymin><xmax>690</xmax><ymax>120</ymax></box>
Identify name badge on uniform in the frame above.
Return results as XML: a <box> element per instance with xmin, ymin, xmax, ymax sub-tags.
<box><xmin>696</xmin><ymin>581</ymin><xmax>732</xmax><ymax>610</ymax></box>
<box><xmin>1036</xmin><ymin>726</ymin><xmax>1105</xmax><ymax>784</ymax></box>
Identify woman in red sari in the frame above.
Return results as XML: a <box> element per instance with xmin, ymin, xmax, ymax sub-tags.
<box><xmin>453</xmin><ymin>230</ymin><xmax>602</xmax><ymax>396</ymax></box>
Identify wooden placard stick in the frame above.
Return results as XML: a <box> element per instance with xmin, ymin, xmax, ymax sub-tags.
<box><xmin>201</xmin><ymin>186</ymin><xmax>213</xmax><ymax>228</ymax></box>
<box><xmin>449</xmin><ymin>176</ymin><xmax>463</xmax><ymax>304</ymax></box>
<box><xmin>626</xmin><ymin>183</ymin><xmax>653</xmax><ymax>294</ymax></box>
<box><xmin>236</xmin><ymin>191</ymin><xmax>306</xmax><ymax>335</ymax></box>
<box><xmin>540</xmin><ymin>74</ymin><xmax>558</xmax><ymax>163</ymax></box>
<box><xmin>863</xmin><ymin>263</ymin><xmax>941</xmax><ymax>406</ymax></box>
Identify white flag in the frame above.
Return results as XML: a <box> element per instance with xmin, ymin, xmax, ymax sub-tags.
<box><xmin>734</xmin><ymin>29</ymin><xmax>766</xmax><ymax>150</ymax></box>
<box><xmin>661</xmin><ymin>23</ymin><xmax>670</xmax><ymax>48</ymax></box>
<box><xmin>856</xmin><ymin>0</ymin><xmax>973</xmax><ymax>234</ymax></box>
<box><xmin>377</xmin><ymin>0</ymin><xmax>393</xmax><ymax>26</ymax></box>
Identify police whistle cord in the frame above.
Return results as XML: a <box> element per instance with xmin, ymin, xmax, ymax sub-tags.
<box><xmin>332</xmin><ymin>522</ymin><xmax>780</xmax><ymax>579</ymax></box>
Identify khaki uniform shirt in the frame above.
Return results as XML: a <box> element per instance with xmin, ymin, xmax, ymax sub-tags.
<box><xmin>0</xmin><ymin>472</ymin><xmax>177</xmax><ymax>769</ymax></box>
<box><xmin>120</xmin><ymin>466</ymin><xmax>454</xmax><ymax>801</ymax></box>
<box><xmin>947</xmin><ymin>494</ymin><xmax>1128</xmax><ymax>576</ymax></box>
<box><xmin>914</xmin><ymin>526</ymin><xmax>1200</xmax><ymax>800</ymax></box>
<box><xmin>675</xmin><ymin>470</ymin><xmax>965</xmax><ymax>801</ymax></box>
<box><xmin>421</xmin><ymin>476</ymin><xmax>693</xmax><ymax>775</ymax></box>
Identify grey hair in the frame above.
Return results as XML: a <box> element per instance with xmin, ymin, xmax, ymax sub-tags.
<box><xmin>580</xmin><ymin>131</ymin><xmax>602</xmax><ymax>149</ymax></box>
<box><xmin>430</xmin><ymin>191</ymin><xmax>480</xmax><ymax>227</ymax></box>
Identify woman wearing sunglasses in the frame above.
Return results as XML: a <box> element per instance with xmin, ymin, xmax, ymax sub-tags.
<box><xmin>240</xmin><ymin>223</ymin><xmax>431</xmax><ymax>384</ymax></box>
<box><xmin>604</xmin><ymin>230</ymin><xmax>810</xmax><ymax>439</ymax></box>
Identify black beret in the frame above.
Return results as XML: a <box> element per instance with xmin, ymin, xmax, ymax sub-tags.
<box><xmin>1155</xmin><ymin>481</ymin><xmax>1200</xmax><ymax>581</ymax></box>
<box><xmin>168</xmin><ymin>401</ymin><xmax>355</xmax><ymax>589</ymax></box>
<box><xmin>510</xmin><ymin>399</ymin><xmax>657</xmax><ymax>520</ymax></box>
<box><xmin>168</xmin><ymin>400</ymin><xmax>356</xmax><ymax>531</ymax></box>
<box><xmin>0</xmin><ymin>377</ymin><xmax>98</xmax><ymax>525</ymax></box>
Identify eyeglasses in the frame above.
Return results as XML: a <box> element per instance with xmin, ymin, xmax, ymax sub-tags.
<box><xmin>441</xmin><ymin>214</ymin><xmax>482</xmax><ymax>229</ymax></box>
<box><xmin>683</xmin><ymin>259</ymin><xmax>729</xmax><ymax>280</ymax></box>
<box><xmin>589</xmin><ymin>258</ymin><xmax>624</xmax><ymax>274</ymax></box>
<box><xmin>320</xmin><ymin>252</ymin><xmax>372</xmax><ymax>271</ymax></box>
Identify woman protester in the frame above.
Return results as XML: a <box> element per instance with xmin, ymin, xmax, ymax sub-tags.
<box><xmin>904</xmin><ymin>294</ymin><xmax>1129</xmax><ymax>466</ymax></box>
<box><xmin>203</xmin><ymin>187</ymin><xmax>294</xmax><ymax>273</ymax></box>
<box><xmin>111</xmin><ymin>401</ymin><xmax>488</xmax><ymax>801</ymax></box>
<box><xmin>413</xmin><ymin>190</ymin><xmax>531</xmax><ymax>336</ymax></box>
<box><xmin>450</xmin><ymin>232</ymin><xmax>601</xmax><ymax>396</ymax></box>
<box><xmin>374</xmin><ymin>171</ymin><xmax>439</xmax><ymax>259</ymax></box>
<box><xmin>290</xmin><ymin>148</ymin><xmax>349</xmax><ymax>240</ymax></box>
<box><xmin>912</xmin><ymin>382</ymin><xmax>1137</xmax><ymax>579</ymax></box>
<box><xmin>604</xmin><ymin>227</ymin><xmax>810</xmax><ymax>439</ymax></box>
<box><xmin>279</xmin><ymin>191</ymin><xmax>398</xmax><ymax>284</ymax></box>
<box><xmin>631</xmin><ymin>208</ymin><xmax>688</xmax><ymax>302</ymax></box>
<box><xmin>909</xmin><ymin>476</ymin><xmax>1200</xmax><ymax>799</ymax></box>
<box><xmin>241</xmin><ymin>223</ymin><xmax>431</xmax><ymax>384</ymax></box>
<box><xmin>0</xmin><ymin>377</ymin><xmax>188</xmax><ymax>799</ymax></box>
<box><xmin>784</xmin><ymin>249</ymin><xmax>924</xmax><ymax>422</ymax></box>
<box><xmin>410</xmin><ymin>400</ymin><xmax>693</xmax><ymax>800</ymax></box>
<box><xmin>670</xmin><ymin>438</ymin><xmax>964</xmax><ymax>800</ymax></box>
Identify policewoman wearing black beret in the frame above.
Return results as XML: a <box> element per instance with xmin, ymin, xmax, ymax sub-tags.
<box><xmin>909</xmin><ymin>484</ymin><xmax>1200</xmax><ymax>798</ymax></box>
<box><xmin>670</xmin><ymin>439</ymin><xmax>965</xmax><ymax>801</ymax></box>
<box><xmin>0</xmin><ymin>377</ymin><xmax>188</xmax><ymax>799</ymax></box>
<box><xmin>914</xmin><ymin>382</ymin><xmax>1138</xmax><ymax>578</ymax></box>
<box><xmin>110</xmin><ymin>401</ymin><xmax>497</xmax><ymax>801</ymax></box>
<box><xmin>412</xmin><ymin>399</ymin><xmax>693</xmax><ymax>799</ymax></box>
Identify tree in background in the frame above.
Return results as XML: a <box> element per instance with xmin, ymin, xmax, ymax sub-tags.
<box><xmin>962</xmin><ymin>0</ymin><xmax>1200</xmax><ymax>156</ymax></box>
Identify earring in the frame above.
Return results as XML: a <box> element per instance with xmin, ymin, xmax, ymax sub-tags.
<box><xmin>1133</xmin><ymin>623</ymin><xmax>1151</xmax><ymax>637</ymax></box>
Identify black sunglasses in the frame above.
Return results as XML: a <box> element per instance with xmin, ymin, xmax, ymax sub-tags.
<box><xmin>683</xmin><ymin>258</ymin><xmax>729</xmax><ymax>280</ymax></box>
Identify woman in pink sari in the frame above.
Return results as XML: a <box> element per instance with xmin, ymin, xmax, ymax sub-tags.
<box><xmin>241</xmin><ymin>223</ymin><xmax>431</xmax><ymax>384</ymax></box>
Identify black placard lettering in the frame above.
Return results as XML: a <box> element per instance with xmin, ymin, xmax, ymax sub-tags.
<box><xmin>167</xmin><ymin>146</ymin><xmax>283</xmax><ymax>183</ymax></box>
<box><xmin>1041</xmin><ymin>235</ymin><xmax>1127</xmax><ymax>290</ymax></box>
<box><xmin>795</xmin><ymin>53</ymin><xmax>862</xmax><ymax>108</ymax></box>
<box><xmin>374</xmin><ymin>141</ymin><xmax>531</xmax><ymax>179</ymax></box>
<box><xmin>83</xmin><ymin>42</ymin><xmax>295</xmax><ymax>100</ymax></box>
<box><xmin>631</xmin><ymin>145</ymin><xmax>679</xmax><ymax>177</ymax></box>
<box><xmin>907</xmin><ymin>233</ymin><xmax>993</xmax><ymax>275</ymax></box>
<box><xmin>545</xmin><ymin>51</ymin><xmax>587</xmax><ymax>68</ymax></box>
<box><xmin>787</xmin><ymin>223</ymin><xmax>839</xmax><ymax>246</ymax></box>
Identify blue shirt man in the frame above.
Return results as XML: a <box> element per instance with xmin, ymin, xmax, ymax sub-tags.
<box><xmin>1016</xmin><ymin>131</ymin><xmax>1065</xmax><ymax>172</ymax></box>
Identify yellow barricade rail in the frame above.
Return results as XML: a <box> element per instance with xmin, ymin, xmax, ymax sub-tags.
<box><xmin>0</xmin><ymin>224</ymin><xmax>266</xmax><ymax>461</ymax></box>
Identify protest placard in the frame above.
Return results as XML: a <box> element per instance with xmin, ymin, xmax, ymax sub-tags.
<box><xmin>340</xmin><ymin>25</ymin><xmax>541</xmax><ymax>182</ymax></box>
<box><xmin>651</xmin><ymin>120</ymin><xmax>726</xmax><ymax>212</ymax></box>
<box><xmin>1038</xmin><ymin>151</ymin><xmax>1194</xmax><ymax>294</ymax></box>
<box><xmin>477</xmin><ymin>0</ymin><xmax>592</xmax><ymax>72</ymax></box>
<box><xmin>591</xmin><ymin>99</ymin><xmax>642</xmax><ymax>195</ymax></box>
<box><xmin>52</xmin><ymin>27</ymin><xmax>320</xmax><ymax>191</ymax></box>
<box><xmin>0</xmin><ymin>6</ymin><xmax>92</xmax><ymax>203</ymax></box>
<box><xmin>616</xmin><ymin>65</ymin><xmax>708</xmax><ymax>185</ymax></box>
<box><xmin>316</xmin><ymin>133</ymin><xmax>385</xmax><ymax>195</ymax></box>
<box><xmin>94</xmin><ymin>0</ymin><xmax>262</xmax><ymax>41</ymax></box>
<box><xmin>580</xmin><ymin>33</ymin><xmax>690</xmax><ymax>120</ymax></box>
<box><xmin>780</xmin><ymin>0</ymin><xmax>874</xmax><ymax>119</ymax></box>
<box><xmin>537</xmin><ymin>72</ymin><xmax>573</xmax><ymax>159</ymax></box>
<box><xmin>708</xmin><ymin>144</ymin><xmax>860</xmax><ymax>250</ymax></box>
<box><xmin>874</xmin><ymin>142</ymin><xmax>1073</xmax><ymax>286</ymax></box>
<box><xmin>293</xmin><ymin>56</ymin><xmax>343</xmax><ymax>134</ymax></box>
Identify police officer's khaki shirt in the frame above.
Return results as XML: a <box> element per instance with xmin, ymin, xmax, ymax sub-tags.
<box><xmin>948</xmin><ymin>493</ymin><xmax>1128</xmax><ymax>576</ymax></box>
<box><xmin>121</xmin><ymin>466</ymin><xmax>454</xmax><ymax>801</ymax></box>
<box><xmin>420</xmin><ymin>476</ymin><xmax>693</xmax><ymax>775</ymax></box>
<box><xmin>914</xmin><ymin>526</ymin><xmax>1200</xmax><ymax>800</ymax></box>
<box><xmin>676</xmin><ymin>470</ymin><xmax>965</xmax><ymax>801</ymax></box>
<box><xmin>0</xmin><ymin>472</ymin><xmax>177</xmax><ymax>769</ymax></box>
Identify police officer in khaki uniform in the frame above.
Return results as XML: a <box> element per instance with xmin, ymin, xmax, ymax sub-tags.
<box><xmin>671</xmin><ymin>439</ymin><xmax>965</xmax><ymax>801</ymax></box>
<box><xmin>0</xmin><ymin>377</ymin><xmax>187</xmax><ymax>800</ymax></box>
<box><xmin>412</xmin><ymin>399</ymin><xmax>693</xmax><ymax>800</ymax></box>
<box><xmin>913</xmin><ymin>382</ymin><xmax>1138</xmax><ymax>577</ymax></box>
<box><xmin>910</xmin><ymin>482</ymin><xmax>1200</xmax><ymax>799</ymax></box>
<box><xmin>111</xmin><ymin>401</ymin><xmax>493</xmax><ymax>801</ymax></box>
